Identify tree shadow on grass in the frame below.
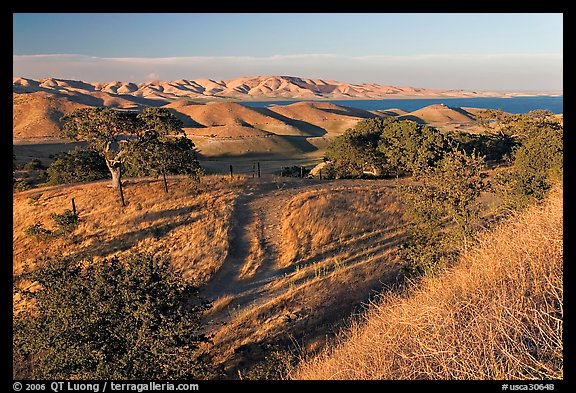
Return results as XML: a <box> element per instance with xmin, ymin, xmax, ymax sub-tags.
<box><xmin>72</xmin><ymin>209</ymin><xmax>205</xmax><ymax>261</ymax></box>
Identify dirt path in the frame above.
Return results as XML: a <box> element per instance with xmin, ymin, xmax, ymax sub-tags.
<box><xmin>199</xmin><ymin>177</ymin><xmax>325</xmax><ymax>322</ymax></box>
<box><xmin>199</xmin><ymin>176</ymin><xmax>403</xmax><ymax>327</ymax></box>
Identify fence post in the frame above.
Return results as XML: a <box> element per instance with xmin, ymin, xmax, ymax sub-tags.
<box><xmin>280</xmin><ymin>167</ymin><xmax>284</xmax><ymax>177</ymax></box>
<box><xmin>257</xmin><ymin>162</ymin><xmax>261</xmax><ymax>178</ymax></box>
<box><xmin>71</xmin><ymin>198</ymin><xmax>77</xmax><ymax>217</ymax></box>
<box><xmin>118</xmin><ymin>180</ymin><xmax>126</xmax><ymax>207</ymax></box>
<box><xmin>252</xmin><ymin>162</ymin><xmax>255</xmax><ymax>178</ymax></box>
<box><xmin>300</xmin><ymin>166</ymin><xmax>304</xmax><ymax>178</ymax></box>
<box><xmin>229</xmin><ymin>165</ymin><xmax>234</xmax><ymax>179</ymax></box>
<box><xmin>319</xmin><ymin>169</ymin><xmax>322</xmax><ymax>180</ymax></box>
<box><xmin>162</xmin><ymin>170</ymin><xmax>169</xmax><ymax>193</ymax></box>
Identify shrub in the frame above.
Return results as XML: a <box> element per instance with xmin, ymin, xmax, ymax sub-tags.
<box><xmin>23</xmin><ymin>158</ymin><xmax>45</xmax><ymax>170</ymax></box>
<box><xmin>14</xmin><ymin>180</ymin><xmax>32</xmax><ymax>192</ymax></box>
<box><xmin>277</xmin><ymin>166</ymin><xmax>310</xmax><ymax>178</ymax></box>
<box><xmin>50</xmin><ymin>210</ymin><xmax>78</xmax><ymax>235</ymax></box>
<box><xmin>378</xmin><ymin>120</ymin><xmax>449</xmax><ymax>177</ymax></box>
<box><xmin>47</xmin><ymin>148</ymin><xmax>110</xmax><ymax>185</ymax></box>
<box><xmin>449</xmin><ymin>131</ymin><xmax>517</xmax><ymax>164</ymax></box>
<box><xmin>324</xmin><ymin>118</ymin><xmax>452</xmax><ymax>179</ymax></box>
<box><xmin>398</xmin><ymin>148</ymin><xmax>487</xmax><ymax>276</ymax></box>
<box><xmin>27</xmin><ymin>193</ymin><xmax>43</xmax><ymax>205</ymax></box>
<box><xmin>494</xmin><ymin>121</ymin><xmax>563</xmax><ymax>209</ymax></box>
<box><xmin>24</xmin><ymin>223</ymin><xmax>53</xmax><ymax>239</ymax></box>
<box><xmin>13</xmin><ymin>252</ymin><xmax>211</xmax><ymax>379</ymax></box>
<box><xmin>324</xmin><ymin>119</ymin><xmax>387</xmax><ymax>178</ymax></box>
<box><xmin>244</xmin><ymin>345</ymin><xmax>296</xmax><ymax>380</ymax></box>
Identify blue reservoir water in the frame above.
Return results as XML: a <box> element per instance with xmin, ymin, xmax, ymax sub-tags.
<box><xmin>241</xmin><ymin>96</ymin><xmax>563</xmax><ymax>114</ymax></box>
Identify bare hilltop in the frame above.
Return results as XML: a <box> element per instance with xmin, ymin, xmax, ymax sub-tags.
<box><xmin>13</xmin><ymin>75</ymin><xmax>525</xmax><ymax>103</ymax></box>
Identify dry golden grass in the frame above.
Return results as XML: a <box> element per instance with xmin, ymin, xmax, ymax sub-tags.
<box><xmin>238</xmin><ymin>215</ymin><xmax>266</xmax><ymax>279</ymax></box>
<box><xmin>13</xmin><ymin>92</ymin><xmax>85</xmax><ymax>139</ymax></box>
<box><xmin>185</xmin><ymin>125</ymin><xmax>272</xmax><ymax>138</ymax></box>
<box><xmin>13</xmin><ymin>175</ymin><xmax>246</xmax><ymax>285</ymax></box>
<box><xmin>279</xmin><ymin>187</ymin><xmax>404</xmax><ymax>268</ymax></box>
<box><xmin>293</xmin><ymin>184</ymin><xmax>563</xmax><ymax>380</ymax></box>
<box><xmin>173</xmin><ymin>101</ymin><xmax>287</xmax><ymax>128</ymax></box>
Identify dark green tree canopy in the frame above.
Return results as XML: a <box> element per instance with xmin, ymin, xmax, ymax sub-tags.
<box><xmin>14</xmin><ymin>252</ymin><xmax>210</xmax><ymax>379</ymax></box>
<box><xmin>378</xmin><ymin>119</ymin><xmax>449</xmax><ymax>177</ymax></box>
<box><xmin>60</xmin><ymin>107</ymin><xmax>187</xmax><ymax>188</ymax></box>
<box><xmin>324</xmin><ymin>117</ymin><xmax>451</xmax><ymax>179</ymax></box>
<box><xmin>122</xmin><ymin>132</ymin><xmax>203</xmax><ymax>181</ymax></box>
<box><xmin>324</xmin><ymin>119</ymin><xmax>388</xmax><ymax>178</ymax></box>
<box><xmin>47</xmin><ymin>147</ymin><xmax>110</xmax><ymax>185</ymax></box>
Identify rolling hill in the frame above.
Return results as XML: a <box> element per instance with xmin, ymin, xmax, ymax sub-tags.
<box><xmin>399</xmin><ymin>104</ymin><xmax>476</xmax><ymax>124</ymax></box>
<box><xmin>14</xmin><ymin>75</ymin><xmax>502</xmax><ymax>102</ymax></box>
<box><xmin>12</xmin><ymin>92</ymin><xmax>86</xmax><ymax>139</ymax></box>
<box><xmin>395</xmin><ymin>104</ymin><xmax>482</xmax><ymax>132</ymax></box>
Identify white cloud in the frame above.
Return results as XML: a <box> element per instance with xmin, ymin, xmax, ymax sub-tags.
<box><xmin>13</xmin><ymin>53</ymin><xmax>563</xmax><ymax>91</ymax></box>
<box><xmin>145</xmin><ymin>72</ymin><xmax>160</xmax><ymax>80</ymax></box>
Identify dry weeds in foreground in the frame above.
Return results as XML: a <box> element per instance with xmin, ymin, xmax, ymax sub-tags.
<box><xmin>294</xmin><ymin>185</ymin><xmax>563</xmax><ymax>380</ymax></box>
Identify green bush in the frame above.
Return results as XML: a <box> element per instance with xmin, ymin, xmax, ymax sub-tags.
<box><xmin>14</xmin><ymin>179</ymin><xmax>32</xmax><ymax>192</ymax></box>
<box><xmin>24</xmin><ymin>210</ymin><xmax>78</xmax><ymax>239</ymax></box>
<box><xmin>24</xmin><ymin>223</ymin><xmax>53</xmax><ymax>239</ymax></box>
<box><xmin>37</xmin><ymin>170</ymin><xmax>48</xmax><ymax>180</ymax></box>
<box><xmin>47</xmin><ymin>148</ymin><xmax>110</xmax><ymax>185</ymax></box>
<box><xmin>27</xmin><ymin>193</ymin><xmax>43</xmax><ymax>205</ymax></box>
<box><xmin>277</xmin><ymin>166</ymin><xmax>310</xmax><ymax>177</ymax></box>
<box><xmin>23</xmin><ymin>158</ymin><xmax>45</xmax><ymax>170</ymax></box>
<box><xmin>50</xmin><ymin>210</ymin><xmax>78</xmax><ymax>235</ymax></box>
<box><xmin>378</xmin><ymin>119</ymin><xmax>449</xmax><ymax>177</ymax></box>
<box><xmin>13</xmin><ymin>252</ymin><xmax>210</xmax><ymax>379</ymax></box>
<box><xmin>244</xmin><ymin>344</ymin><xmax>296</xmax><ymax>380</ymax></box>
<box><xmin>324</xmin><ymin>118</ymin><xmax>451</xmax><ymax>179</ymax></box>
<box><xmin>324</xmin><ymin>118</ymin><xmax>389</xmax><ymax>178</ymax></box>
<box><xmin>494</xmin><ymin>120</ymin><xmax>563</xmax><ymax>209</ymax></box>
<box><xmin>449</xmin><ymin>131</ymin><xmax>517</xmax><ymax>164</ymax></box>
<box><xmin>397</xmin><ymin>148</ymin><xmax>487</xmax><ymax>276</ymax></box>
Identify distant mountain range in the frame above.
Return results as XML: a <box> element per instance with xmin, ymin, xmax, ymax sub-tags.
<box><xmin>13</xmin><ymin>75</ymin><xmax>513</xmax><ymax>103</ymax></box>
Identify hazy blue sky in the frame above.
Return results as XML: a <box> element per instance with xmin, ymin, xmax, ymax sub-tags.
<box><xmin>13</xmin><ymin>13</ymin><xmax>563</xmax><ymax>91</ymax></box>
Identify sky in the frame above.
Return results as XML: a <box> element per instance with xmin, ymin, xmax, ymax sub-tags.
<box><xmin>13</xmin><ymin>13</ymin><xmax>563</xmax><ymax>91</ymax></box>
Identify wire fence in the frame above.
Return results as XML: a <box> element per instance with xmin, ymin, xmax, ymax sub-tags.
<box><xmin>200</xmin><ymin>159</ymin><xmax>322</xmax><ymax>178</ymax></box>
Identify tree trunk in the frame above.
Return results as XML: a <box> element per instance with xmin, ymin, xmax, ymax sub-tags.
<box><xmin>110</xmin><ymin>166</ymin><xmax>121</xmax><ymax>188</ymax></box>
<box><xmin>106</xmin><ymin>159</ymin><xmax>122</xmax><ymax>189</ymax></box>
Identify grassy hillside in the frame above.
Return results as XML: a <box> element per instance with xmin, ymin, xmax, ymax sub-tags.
<box><xmin>13</xmin><ymin>175</ymin><xmax>409</xmax><ymax>378</ymax></box>
<box><xmin>293</xmin><ymin>184</ymin><xmax>562</xmax><ymax>380</ymax></box>
<box><xmin>13</xmin><ymin>176</ymin><xmax>243</xmax><ymax>285</ymax></box>
<box><xmin>13</xmin><ymin>92</ymin><xmax>85</xmax><ymax>139</ymax></box>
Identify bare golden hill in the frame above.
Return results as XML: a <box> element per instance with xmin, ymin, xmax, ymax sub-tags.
<box><xmin>169</xmin><ymin>101</ymin><xmax>289</xmax><ymax>128</ymax></box>
<box><xmin>395</xmin><ymin>104</ymin><xmax>482</xmax><ymax>132</ymax></box>
<box><xmin>184</xmin><ymin>125</ymin><xmax>272</xmax><ymax>138</ymax></box>
<box><xmin>269</xmin><ymin>101</ymin><xmax>373</xmax><ymax>123</ymax></box>
<box><xmin>12</xmin><ymin>92</ymin><xmax>85</xmax><ymax>139</ymax></box>
<box><xmin>13</xmin><ymin>75</ymin><xmax>528</xmax><ymax>101</ymax></box>
<box><xmin>400</xmin><ymin>104</ymin><xmax>476</xmax><ymax>124</ymax></box>
<box><xmin>14</xmin><ymin>75</ymin><xmax>506</xmax><ymax>101</ymax></box>
<box><xmin>373</xmin><ymin>108</ymin><xmax>409</xmax><ymax>116</ymax></box>
<box><xmin>294</xmin><ymin>184</ymin><xmax>563</xmax><ymax>380</ymax></box>
<box><xmin>267</xmin><ymin>102</ymin><xmax>374</xmax><ymax>134</ymax></box>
